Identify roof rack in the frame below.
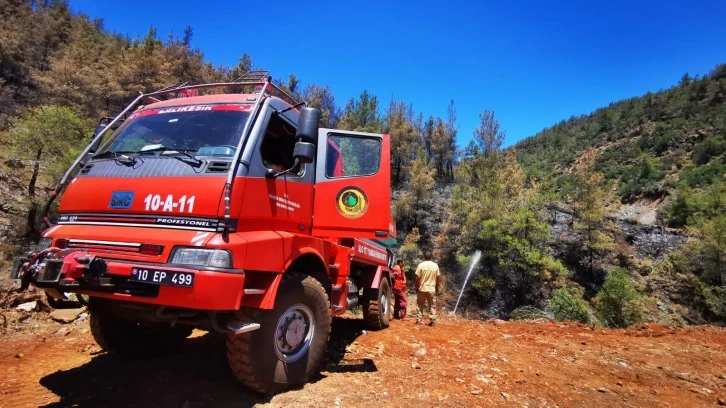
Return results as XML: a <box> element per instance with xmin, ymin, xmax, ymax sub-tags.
<box><xmin>143</xmin><ymin>70</ymin><xmax>300</xmax><ymax>107</ymax></box>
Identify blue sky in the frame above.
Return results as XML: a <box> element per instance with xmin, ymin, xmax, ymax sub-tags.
<box><xmin>70</xmin><ymin>0</ymin><xmax>725</xmax><ymax>148</ymax></box>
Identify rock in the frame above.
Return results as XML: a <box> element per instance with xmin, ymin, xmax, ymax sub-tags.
<box><xmin>50</xmin><ymin>308</ymin><xmax>85</xmax><ymax>323</ymax></box>
<box><xmin>677</xmin><ymin>373</ymin><xmax>691</xmax><ymax>382</ymax></box>
<box><xmin>536</xmin><ymin>371</ymin><xmax>541</xmax><ymax>376</ymax></box>
<box><xmin>500</xmin><ymin>392</ymin><xmax>510</xmax><ymax>399</ymax></box>
<box><xmin>470</xmin><ymin>387</ymin><xmax>482</xmax><ymax>395</ymax></box>
<box><xmin>411</xmin><ymin>362</ymin><xmax>421</xmax><ymax>370</ymax></box>
<box><xmin>455</xmin><ymin>378</ymin><xmax>464</xmax><ymax>383</ymax></box>
<box><xmin>15</xmin><ymin>353</ymin><xmax>23</xmax><ymax>358</ymax></box>
<box><xmin>617</xmin><ymin>380</ymin><xmax>623</xmax><ymax>386</ymax></box>
<box><xmin>598</xmin><ymin>387</ymin><xmax>609</xmax><ymax>393</ymax></box>
<box><xmin>618</xmin><ymin>361</ymin><xmax>629</xmax><ymax>368</ymax></box>
<box><xmin>701</xmin><ymin>388</ymin><xmax>713</xmax><ymax>395</ymax></box>
<box><xmin>717</xmin><ymin>397</ymin><xmax>725</xmax><ymax>406</ymax></box>
<box><xmin>16</xmin><ymin>301</ymin><xmax>37</xmax><ymax>312</ymax></box>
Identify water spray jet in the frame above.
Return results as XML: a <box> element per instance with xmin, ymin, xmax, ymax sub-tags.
<box><xmin>452</xmin><ymin>250</ymin><xmax>482</xmax><ymax>316</ymax></box>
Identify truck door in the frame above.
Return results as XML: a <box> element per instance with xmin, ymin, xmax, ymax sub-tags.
<box><xmin>312</xmin><ymin>129</ymin><xmax>391</xmax><ymax>240</ymax></box>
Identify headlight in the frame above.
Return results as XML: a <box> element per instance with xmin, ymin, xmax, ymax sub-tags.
<box><xmin>37</xmin><ymin>237</ymin><xmax>52</xmax><ymax>251</ymax></box>
<box><xmin>170</xmin><ymin>247</ymin><xmax>231</xmax><ymax>268</ymax></box>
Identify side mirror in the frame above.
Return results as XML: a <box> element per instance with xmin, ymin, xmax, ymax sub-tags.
<box><xmin>293</xmin><ymin>142</ymin><xmax>315</xmax><ymax>164</ymax></box>
<box><xmin>296</xmin><ymin>107</ymin><xmax>320</xmax><ymax>145</ymax></box>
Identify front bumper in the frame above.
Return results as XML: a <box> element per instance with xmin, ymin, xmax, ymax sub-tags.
<box><xmin>11</xmin><ymin>251</ymin><xmax>245</xmax><ymax>311</ymax></box>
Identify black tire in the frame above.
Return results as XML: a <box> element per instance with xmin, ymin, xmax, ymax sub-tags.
<box><xmin>362</xmin><ymin>275</ymin><xmax>393</xmax><ymax>330</ymax></box>
<box><xmin>226</xmin><ymin>272</ymin><xmax>331</xmax><ymax>395</ymax></box>
<box><xmin>90</xmin><ymin>311</ymin><xmax>193</xmax><ymax>359</ymax></box>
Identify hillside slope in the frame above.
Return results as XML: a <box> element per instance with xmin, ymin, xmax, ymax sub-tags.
<box><xmin>515</xmin><ymin>64</ymin><xmax>726</xmax><ymax>222</ymax></box>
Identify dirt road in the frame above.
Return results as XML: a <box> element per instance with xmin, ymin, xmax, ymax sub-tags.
<box><xmin>1</xmin><ymin>310</ymin><xmax>726</xmax><ymax>408</ymax></box>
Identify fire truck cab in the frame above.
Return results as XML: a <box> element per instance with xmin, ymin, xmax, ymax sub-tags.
<box><xmin>11</xmin><ymin>71</ymin><xmax>397</xmax><ymax>394</ymax></box>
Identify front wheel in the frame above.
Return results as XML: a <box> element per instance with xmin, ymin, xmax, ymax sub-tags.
<box><xmin>362</xmin><ymin>275</ymin><xmax>393</xmax><ymax>330</ymax></box>
<box><xmin>226</xmin><ymin>272</ymin><xmax>331</xmax><ymax>395</ymax></box>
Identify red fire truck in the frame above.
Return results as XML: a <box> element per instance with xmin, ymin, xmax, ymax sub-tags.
<box><xmin>11</xmin><ymin>71</ymin><xmax>397</xmax><ymax>394</ymax></box>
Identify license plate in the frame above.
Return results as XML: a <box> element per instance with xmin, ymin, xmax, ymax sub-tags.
<box><xmin>129</xmin><ymin>267</ymin><xmax>194</xmax><ymax>288</ymax></box>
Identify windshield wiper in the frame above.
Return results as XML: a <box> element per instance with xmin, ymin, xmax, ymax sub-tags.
<box><xmin>92</xmin><ymin>150</ymin><xmax>137</xmax><ymax>165</ymax></box>
<box><xmin>138</xmin><ymin>146</ymin><xmax>203</xmax><ymax>166</ymax></box>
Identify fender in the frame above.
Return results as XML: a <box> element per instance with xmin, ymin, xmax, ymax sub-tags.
<box><xmin>241</xmin><ymin>246</ymin><xmax>328</xmax><ymax>310</ymax></box>
<box><xmin>359</xmin><ymin>265</ymin><xmax>390</xmax><ymax>290</ymax></box>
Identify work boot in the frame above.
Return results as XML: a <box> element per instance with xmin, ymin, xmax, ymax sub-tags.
<box><xmin>415</xmin><ymin>319</ymin><xmax>423</xmax><ymax>325</ymax></box>
<box><xmin>429</xmin><ymin>320</ymin><xmax>436</xmax><ymax>327</ymax></box>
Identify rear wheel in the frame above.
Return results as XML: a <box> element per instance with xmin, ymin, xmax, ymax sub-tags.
<box><xmin>90</xmin><ymin>311</ymin><xmax>193</xmax><ymax>359</ymax></box>
<box><xmin>226</xmin><ymin>272</ymin><xmax>331</xmax><ymax>395</ymax></box>
<box><xmin>362</xmin><ymin>275</ymin><xmax>393</xmax><ymax>330</ymax></box>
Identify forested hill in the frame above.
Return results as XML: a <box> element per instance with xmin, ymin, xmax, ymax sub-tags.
<box><xmin>514</xmin><ymin>66</ymin><xmax>726</xmax><ymax>226</ymax></box>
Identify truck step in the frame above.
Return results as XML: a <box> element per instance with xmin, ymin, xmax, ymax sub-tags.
<box><xmin>227</xmin><ymin>321</ymin><xmax>261</xmax><ymax>335</ymax></box>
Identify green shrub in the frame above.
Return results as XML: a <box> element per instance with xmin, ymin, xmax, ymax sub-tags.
<box><xmin>595</xmin><ymin>268</ymin><xmax>641</xmax><ymax>328</ymax></box>
<box><xmin>683</xmin><ymin>162</ymin><xmax>726</xmax><ymax>188</ymax></box>
<box><xmin>618</xmin><ymin>153</ymin><xmax>667</xmax><ymax>201</ymax></box>
<box><xmin>658</xmin><ymin>183</ymin><xmax>698</xmax><ymax>228</ymax></box>
<box><xmin>621</xmin><ymin>296</ymin><xmax>658</xmax><ymax>326</ymax></box>
<box><xmin>470</xmin><ymin>276</ymin><xmax>495</xmax><ymax>301</ymax></box>
<box><xmin>692</xmin><ymin>136</ymin><xmax>726</xmax><ymax>165</ymax></box>
<box><xmin>546</xmin><ymin>286</ymin><xmax>597</xmax><ymax>324</ymax></box>
<box><xmin>509</xmin><ymin>306</ymin><xmax>551</xmax><ymax>321</ymax></box>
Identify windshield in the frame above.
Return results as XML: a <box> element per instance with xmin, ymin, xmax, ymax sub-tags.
<box><xmin>95</xmin><ymin>104</ymin><xmax>253</xmax><ymax>157</ymax></box>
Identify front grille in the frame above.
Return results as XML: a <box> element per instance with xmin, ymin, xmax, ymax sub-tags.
<box><xmin>65</xmin><ymin>239</ymin><xmax>163</xmax><ymax>255</ymax></box>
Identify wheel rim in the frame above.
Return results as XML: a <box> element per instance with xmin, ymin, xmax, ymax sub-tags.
<box><xmin>380</xmin><ymin>290</ymin><xmax>389</xmax><ymax>317</ymax></box>
<box><xmin>274</xmin><ymin>303</ymin><xmax>315</xmax><ymax>363</ymax></box>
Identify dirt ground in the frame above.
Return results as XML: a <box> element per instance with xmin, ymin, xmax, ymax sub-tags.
<box><xmin>1</xmin><ymin>306</ymin><xmax>726</xmax><ymax>408</ymax></box>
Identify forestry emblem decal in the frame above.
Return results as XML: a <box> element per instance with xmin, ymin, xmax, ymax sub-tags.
<box><xmin>335</xmin><ymin>186</ymin><xmax>369</xmax><ymax>219</ymax></box>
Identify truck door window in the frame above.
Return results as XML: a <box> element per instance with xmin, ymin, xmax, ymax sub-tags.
<box><xmin>325</xmin><ymin>135</ymin><xmax>381</xmax><ymax>178</ymax></box>
<box><xmin>259</xmin><ymin>113</ymin><xmax>301</xmax><ymax>175</ymax></box>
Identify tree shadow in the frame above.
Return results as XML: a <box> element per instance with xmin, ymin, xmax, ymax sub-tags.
<box><xmin>38</xmin><ymin>316</ymin><xmax>375</xmax><ymax>407</ymax></box>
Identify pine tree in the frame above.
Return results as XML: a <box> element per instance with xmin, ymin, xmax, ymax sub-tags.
<box><xmin>474</xmin><ymin>110</ymin><xmax>506</xmax><ymax>156</ymax></box>
<box><xmin>571</xmin><ymin>148</ymin><xmax>616</xmax><ymax>273</ymax></box>
<box><xmin>386</xmin><ymin>97</ymin><xmax>420</xmax><ymax>185</ymax></box>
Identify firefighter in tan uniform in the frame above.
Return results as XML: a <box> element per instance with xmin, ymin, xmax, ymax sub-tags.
<box><xmin>415</xmin><ymin>251</ymin><xmax>440</xmax><ymax>326</ymax></box>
